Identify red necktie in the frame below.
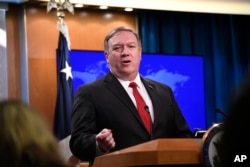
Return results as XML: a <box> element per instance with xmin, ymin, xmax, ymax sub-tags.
<box><xmin>129</xmin><ymin>82</ymin><xmax>151</xmax><ymax>134</ymax></box>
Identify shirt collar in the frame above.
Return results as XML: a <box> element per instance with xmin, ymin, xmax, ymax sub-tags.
<box><xmin>117</xmin><ymin>73</ymin><xmax>143</xmax><ymax>89</ymax></box>
<box><xmin>133</xmin><ymin>74</ymin><xmax>143</xmax><ymax>89</ymax></box>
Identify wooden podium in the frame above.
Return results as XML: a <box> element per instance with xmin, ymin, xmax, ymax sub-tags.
<box><xmin>92</xmin><ymin>138</ymin><xmax>202</xmax><ymax>167</ymax></box>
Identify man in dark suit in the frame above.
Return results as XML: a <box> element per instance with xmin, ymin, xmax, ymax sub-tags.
<box><xmin>70</xmin><ymin>26</ymin><xmax>193</xmax><ymax>163</ymax></box>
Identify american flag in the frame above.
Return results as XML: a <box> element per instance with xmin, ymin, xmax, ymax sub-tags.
<box><xmin>53</xmin><ymin>22</ymin><xmax>74</xmax><ymax>140</ymax></box>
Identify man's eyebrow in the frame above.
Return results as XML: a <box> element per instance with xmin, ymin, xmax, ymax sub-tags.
<box><xmin>112</xmin><ymin>43</ymin><xmax>122</xmax><ymax>47</ymax></box>
<box><xmin>112</xmin><ymin>41</ymin><xmax>137</xmax><ymax>46</ymax></box>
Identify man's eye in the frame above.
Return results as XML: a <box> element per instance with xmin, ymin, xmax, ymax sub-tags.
<box><xmin>114</xmin><ymin>46</ymin><xmax>122</xmax><ymax>51</ymax></box>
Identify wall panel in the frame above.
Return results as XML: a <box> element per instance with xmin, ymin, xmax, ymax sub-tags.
<box><xmin>6</xmin><ymin>4</ymin><xmax>21</xmax><ymax>100</ymax></box>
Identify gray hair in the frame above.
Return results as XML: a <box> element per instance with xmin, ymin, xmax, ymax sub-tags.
<box><xmin>104</xmin><ymin>26</ymin><xmax>142</xmax><ymax>53</ymax></box>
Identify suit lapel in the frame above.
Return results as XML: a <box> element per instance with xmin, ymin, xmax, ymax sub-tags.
<box><xmin>141</xmin><ymin>78</ymin><xmax>161</xmax><ymax>130</ymax></box>
<box><xmin>104</xmin><ymin>72</ymin><xmax>142</xmax><ymax>122</ymax></box>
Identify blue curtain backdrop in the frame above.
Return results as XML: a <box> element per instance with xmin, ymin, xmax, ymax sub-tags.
<box><xmin>137</xmin><ymin>10</ymin><xmax>250</xmax><ymax>129</ymax></box>
<box><xmin>53</xmin><ymin>31</ymin><xmax>74</xmax><ymax>140</ymax></box>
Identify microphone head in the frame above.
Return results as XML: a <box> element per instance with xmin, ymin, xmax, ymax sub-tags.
<box><xmin>215</xmin><ymin>108</ymin><xmax>227</xmax><ymax>117</ymax></box>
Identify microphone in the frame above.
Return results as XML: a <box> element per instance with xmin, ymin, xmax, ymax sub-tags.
<box><xmin>215</xmin><ymin>108</ymin><xmax>227</xmax><ymax>118</ymax></box>
<box><xmin>144</xmin><ymin>105</ymin><xmax>149</xmax><ymax>112</ymax></box>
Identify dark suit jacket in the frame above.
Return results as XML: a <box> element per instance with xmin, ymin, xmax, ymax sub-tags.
<box><xmin>70</xmin><ymin>72</ymin><xmax>193</xmax><ymax>162</ymax></box>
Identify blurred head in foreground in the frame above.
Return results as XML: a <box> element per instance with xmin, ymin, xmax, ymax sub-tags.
<box><xmin>218</xmin><ymin>76</ymin><xmax>250</xmax><ymax>167</ymax></box>
<box><xmin>0</xmin><ymin>100</ymin><xmax>69</xmax><ymax>167</ymax></box>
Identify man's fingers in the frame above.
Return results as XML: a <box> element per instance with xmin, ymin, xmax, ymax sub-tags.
<box><xmin>96</xmin><ymin>128</ymin><xmax>115</xmax><ymax>151</ymax></box>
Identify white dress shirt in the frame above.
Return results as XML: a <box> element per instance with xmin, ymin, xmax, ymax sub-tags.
<box><xmin>117</xmin><ymin>74</ymin><xmax>154</xmax><ymax>122</ymax></box>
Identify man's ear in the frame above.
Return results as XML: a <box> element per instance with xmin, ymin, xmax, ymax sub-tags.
<box><xmin>104</xmin><ymin>52</ymin><xmax>109</xmax><ymax>64</ymax></box>
<box><xmin>139</xmin><ymin>49</ymin><xmax>142</xmax><ymax>61</ymax></box>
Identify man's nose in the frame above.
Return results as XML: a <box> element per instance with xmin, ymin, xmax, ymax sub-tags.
<box><xmin>121</xmin><ymin>46</ymin><xmax>130</xmax><ymax>56</ymax></box>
